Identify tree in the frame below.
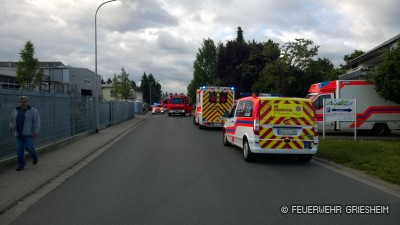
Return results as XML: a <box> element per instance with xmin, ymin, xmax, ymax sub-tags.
<box><xmin>236</xmin><ymin>26</ymin><xmax>245</xmax><ymax>44</ymax></box>
<box><xmin>187</xmin><ymin>38</ymin><xmax>218</xmax><ymax>101</ymax></box>
<box><xmin>215</xmin><ymin>27</ymin><xmax>251</xmax><ymax>97</ymax></box>
<box><xmin>244</xmin><ymin>40</ymin><xmax>280</xmax><ymax>95</ymax></box>
<box><xmin>368</xmin><ymin>40</ymin><xmax>400</xmax><ymax>104</ymax></box>
<box><xmin>279</xmin><ymin>38</ymin><xmax>320</xmax><ymax>96</ymax></box>
<box><xmin>16</xmin><ymin>41</ymin><xmax>44</xmax><ymax>90</ymax></box>
<box><xmin>112</xmin><ymin>67</ymin><xmax>133</xmax><ymax>100</ymax></box>
<box><xmin>140</xmin><ymin>72</ymin><xmax>161</xmax><ymax>104</ymax></box>
<box><xmin>106</xmin><ymin>78</ymin><xmax>112</xmax><ymax>85</ymax></box>
<box><xmin>343</xmin><ymin>49</ymin><xmax>365</xmax><ymax>64</ymax></box>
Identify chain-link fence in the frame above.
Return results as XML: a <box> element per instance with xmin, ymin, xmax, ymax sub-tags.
<box><xmin>0</xmin><ymin>91</ymin><xmax>135</xmax><ymax>160</ymax></box>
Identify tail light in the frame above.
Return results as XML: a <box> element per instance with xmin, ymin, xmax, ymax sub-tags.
<box><xmin>314</xmin><ymin>123</ymin><xmax>319</xmax><ymax>137</ymax></box>
<box><xmin>254</xmin><ymin>119</ymin><xmax>260</xmax><ymax>135</ymax></box>
<box><xmin>253</xmin><ymin>100</ymin><xmax>260</xmax><ymax>135</ymax></box>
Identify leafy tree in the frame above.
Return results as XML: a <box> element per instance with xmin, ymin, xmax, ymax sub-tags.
<box><xmin>244</xmin><ymin>40</ymin><xmax>280</xmax><ymax>95</ymax></box>
<box><xmin>281</xmin><ymin>38</ymin><xmax>319</xmax><ymax>71</ymax></box>
<box><xmin>343</xmin><ymin>49</ymin><xmax>365</xmax><ymax>64</ymax></box>
<box><xmin>140</xmin><ymin>72</ymin><xmax>161</xmax><ymax>104</ymax></box>
<box><xmin>112</xmin><ymin>67</ymin><xmax>133</xmax><ymax>100</ymax></box>
<box><xmin>16</xmin><ymin>41</ymin><xmax>44</xmax><ymax>90</ymax></box>
<box><xmin>279</xmin><ymin>38</ymin><xmax>320</xmax><ymax>96</ymax></box>
<box><xmin>216</xmin><ymin>28</ymin><xmax>251</xmax><ymax>97</ymax></box>
<box><xmin>187</xmin><ymin>38</ymin><xmax>218</xmax><ymax>100</ymax></box>
<box><xmin>368</xmin><ymin>40</ymin><xmax>400</xmax><ymax>104</ymax></box>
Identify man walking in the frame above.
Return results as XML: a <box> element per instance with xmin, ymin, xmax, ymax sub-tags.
<box><xmin>9</xmin><ymin>96</ymin><xmax>40</xmax><ymax>171</ymax></box>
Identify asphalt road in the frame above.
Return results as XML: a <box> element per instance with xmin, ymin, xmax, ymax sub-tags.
<box><xmin>10</xmin><ymin>114</ymin><xmax>400</xmax><ymax>225</ymax></box>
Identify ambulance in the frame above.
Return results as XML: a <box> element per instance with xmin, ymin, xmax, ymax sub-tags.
<box><xmin>193</xmin><ymin>86</ymin><xmax>235</xmax><ymax>129</ymax></box>
<box><xmin>223</xmin><ymin>95</ymin><xmax>318</xmax><ymax>162</ymax></box>
<box><xmin>307</xmin><ymin>80</ymin><xmax>400</xmax><ymax>135</ymax></box>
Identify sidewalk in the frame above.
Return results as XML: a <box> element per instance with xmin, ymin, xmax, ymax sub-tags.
<box><xmin>0</xmin><ymin>113</ymin><xmax>150</xmax><ymax>215</ymax></box>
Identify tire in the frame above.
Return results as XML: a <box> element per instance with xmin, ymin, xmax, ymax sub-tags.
<box><xmin>371</xmin><ymin>123</ymin><xmax>391</xmax><ymax>136</ymax></box>
<box><xmin>223</xmin><ymin>129</ymin><xmax>230</xmax><ymax>146</ymax></box>
<box><xmin>168</xmin><ymin>113</ymin><xmax>171</xmax><ymax>117</ymax></box>
<box><xmin>298</xmin><ymin>154</ymin><xmax>313</xmax><ymax>162</ymax></box>
<box><xmin>243</xmin><ymin>139</ymin><xmax>254</xmax><ymax>162</ymax></box>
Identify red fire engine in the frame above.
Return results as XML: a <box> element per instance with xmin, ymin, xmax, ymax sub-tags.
<box><xmin>167</xmin><ymin>93</ymin><xmax>193</xmax><ymax>116</ymax></box>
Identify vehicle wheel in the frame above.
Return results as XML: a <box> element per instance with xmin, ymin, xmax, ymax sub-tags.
<box><xmin>371</xmin><ymin>123</ymin><xmax>391</xmax><ymax>136</ymax></box>
<box><xmin>168</xmin><ymin>113</ymin><xmax>171</xmax><ymax>117</ymax></box>
<box><xmin>223</xmin><ymin>129</ymin><xmax>230</xmax><ymax>146</ymax></box>
<box><xmin>298</xmin><ymin>154</ymin><xmax>313</xmax><ymax>162</ymax></box>
<box><xmin>243</xmin><ymin>139</ymin><xmax>254</xmax><ymax>162</ymax></box>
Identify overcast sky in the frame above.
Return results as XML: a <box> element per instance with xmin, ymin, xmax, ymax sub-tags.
<box><xmin>1</xmin><ymin>0</ymin><xmax>399</xmax><ymax>94</ymax></box>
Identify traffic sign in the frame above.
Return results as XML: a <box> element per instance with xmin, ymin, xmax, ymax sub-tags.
<box><xmin>324</xmin><ymin>99</ymin><xmax>356</xmax><ymax>122</ymax></box>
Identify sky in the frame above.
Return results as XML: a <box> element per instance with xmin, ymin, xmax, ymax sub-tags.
<box><xmin>1</xmin><ymin>0</ymin><xmax>399</xmax><ymax>94</ymax></box>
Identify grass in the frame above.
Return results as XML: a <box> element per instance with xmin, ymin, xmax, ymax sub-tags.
<box><xmin>316</xmin><ymin>139</ymin><xmax>400</xmax><ymax>185</ymax></box>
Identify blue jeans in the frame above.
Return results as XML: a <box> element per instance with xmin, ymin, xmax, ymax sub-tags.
<box><xmin>16</xmin><ymin>136</ymin><xmax>37</xmax><ymax>167</ymax></box>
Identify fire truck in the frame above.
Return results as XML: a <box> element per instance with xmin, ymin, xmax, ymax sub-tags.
<box><xmin>167</xmin><ymin>93</ymin><xmax>192</xmax><ymax>116</ymax></box>
<box><xmin>193</xmin><ymin>86</ymin><xmax>235</xmax><ymax>129</ymax></box>
<box><xmin>307</xmin><ymin>80</ymin><xmax>400</xmax><ymax>135</ymax></box>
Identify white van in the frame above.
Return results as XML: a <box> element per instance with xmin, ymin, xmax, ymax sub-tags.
<box><xmin>223</xmin><ymin>95</ymin><xmax>318</xmax><ymax>162</ymax></box>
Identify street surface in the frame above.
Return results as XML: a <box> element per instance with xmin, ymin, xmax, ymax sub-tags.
<box><xmin>9</xmin><ymin>115</ymin><xmax>400</xmax><ymax>225</ymax></box>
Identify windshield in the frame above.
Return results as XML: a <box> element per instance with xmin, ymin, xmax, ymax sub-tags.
<box><xmin>170</xmin><ymin>98</ymin><xmax>184</xmax><ymax>104</ymax></box>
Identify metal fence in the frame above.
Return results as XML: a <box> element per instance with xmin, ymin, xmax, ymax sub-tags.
<box><xmin>0</xmin><ymin>91</ymin><xmax>135</xmax><ymax>160</ymax></box>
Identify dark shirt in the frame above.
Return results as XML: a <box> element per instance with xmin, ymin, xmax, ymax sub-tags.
<box><xmin>16</xmin><ymin>108</ymin><xmax>27</xmax><ymax>135</ymax></box>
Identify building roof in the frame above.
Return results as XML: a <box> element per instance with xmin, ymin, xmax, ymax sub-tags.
<box><xmin>346</xmin><ymin>34</ymin><xmax>400</xmax><ymax>68</ymax></box>
<box><xmin>0</xmin><ymin>61</ymin><xmax>65</xmax><ymax>68</ymax></box>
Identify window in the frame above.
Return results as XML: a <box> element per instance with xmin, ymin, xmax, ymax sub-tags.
<box><xmin>170</xmin><ymin>98</ymin><xmax>184</xmax><ymax>104</ymax></box>
<box><xmin>314</xmin><ymin>95</ymin><xmax>331</xmax><ymax>109</ymax></box>
<box><xmin>219</xmin><ymin>92</ymin><xmax>228</xmax><ymax>103</ymax></box>
<box><xmin>209</xmin><ymin>91</ymin><xmax>217</xmax><ymax>103</ymax></box>
<box><xmin>235</xmin><ymin>100</ymin><xmax>252</xmax><ymax>117</ymax></box>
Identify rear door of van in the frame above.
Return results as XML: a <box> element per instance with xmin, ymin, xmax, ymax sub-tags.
<box><xmin>258</xmin><ymin>98</ymin><xmax>316</xmax><ymax>150</ymax></box>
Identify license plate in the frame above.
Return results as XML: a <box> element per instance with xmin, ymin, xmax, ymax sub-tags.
<box><xmin>276</xmin><ymin>128</ymin><xmax>298</xmax><ymax>136</ymax></box>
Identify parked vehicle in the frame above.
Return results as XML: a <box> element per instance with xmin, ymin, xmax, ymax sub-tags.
<box><xmin>193</xmin><ymin>86</ymin><xmax>235</xmax><ymax>129</ymax></box>
<box><xmin>223</xmin><ymin>95</ymin><xmax>318</xmax><ymax>162</ymax></box>
<box><xmin>307</xmin><ymin>80</ymin><xmax>400</xmax><ymax>135</ymax></box>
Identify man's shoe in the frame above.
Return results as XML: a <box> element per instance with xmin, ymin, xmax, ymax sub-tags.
<box><xmin>33</xmin><ymin>158</ymin><xmax>38</xmax><ymax>165</ymax></box>
<box><xmin>16</xmin><ymin>166</ymin><xmax>24</xmax><ymax>171</ymax></box>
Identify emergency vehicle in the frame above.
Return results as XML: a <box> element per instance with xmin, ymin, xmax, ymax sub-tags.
<box><xmin>167</xmin><ymin>93</ymin><xmax>192</xmax><ymax>116</ymax></box>
<box><xmin>223</xmin><ymin>95</ymin><xmax>318</xmax><ymax>162</ymax></box>
<box><xmin>307</xmin><ymin>80</ymin><xmax>400</xmax><ymax>135</ymax></box>
<box><xmin>193</xmin><ymin>86</ymin><xmax>235</xmax><ymax>129</ymax></box>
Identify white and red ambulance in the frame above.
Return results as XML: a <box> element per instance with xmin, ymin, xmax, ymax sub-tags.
<box><xmin>307</xmin><ymin>80</ymin><xmax>400</xmax><ymax>135</ymax></box>
<box><xmin>194</xmin><ymin>86</ymin><xmax>235</xmax><ymax>129</ymax></box>
<box><xmin>223</xmin><ymin>95</ymin><xmax>318</xmax><ymax>162</ymax></box>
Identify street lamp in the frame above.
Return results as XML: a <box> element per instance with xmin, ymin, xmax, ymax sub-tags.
<box><xmin>95</xmin><ymin>0</ymin><xmax>117</xmax><ymax>132</ymax></box>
